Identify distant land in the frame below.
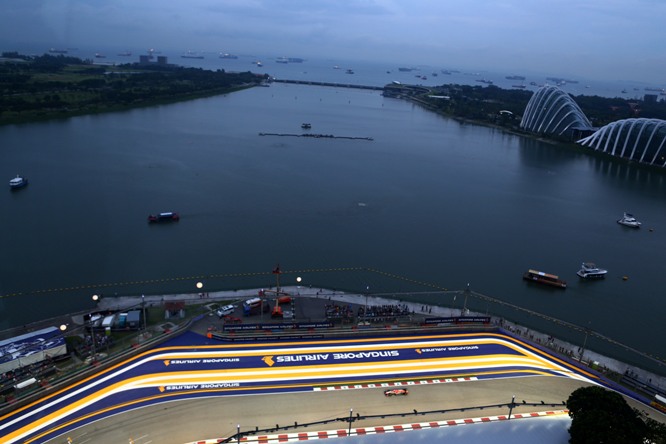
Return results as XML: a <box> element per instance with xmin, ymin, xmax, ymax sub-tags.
<box><xmin>2</xmin><ymin>52</ymin><xmax>666</xmax><ymax>132</ymax></box>
<box><xmin>0</xmin><ymin>52</ymin><xmax>268</xmax><ymax>125</ymax></box>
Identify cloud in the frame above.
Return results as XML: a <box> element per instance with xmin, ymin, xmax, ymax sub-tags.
<box><xmin>1</xmin><ymin>0</ymin><xmax>664</xmax><ymax>83</ymax></box>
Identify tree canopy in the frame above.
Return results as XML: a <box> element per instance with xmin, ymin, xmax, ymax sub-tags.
<box><xmin>567</xmin><ymin>386</ymin><xmax>651</xmax><ymax>444</ymax></box>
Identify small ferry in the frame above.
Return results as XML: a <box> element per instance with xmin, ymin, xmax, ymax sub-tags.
<box><xmin>148</xmin><ymin>212</ymin><xmax>180</xmax><ymax>223</ymax></box>
<box><xmin>617</xmin><ymin>212</ymin><xmax>641</xmax><ymax>228</ymax></box>
<box><xmin>9</xmin><ymin>175</ymin><xmax>28</xmax><ymax>190</ymax></box>
<box><xmin>577</xmin><ymin>262</ymin><xmax>608</xmax><ymax>279</ymax></box>
<box><xmin>523</xmin><ymin>269</ymin><xmax>567</xmax><ymax>289</ymax></box>
<box><xmin>301</xmin><ymin>123</ymin><xmax>312</xmax><ymax>129</ymax></box>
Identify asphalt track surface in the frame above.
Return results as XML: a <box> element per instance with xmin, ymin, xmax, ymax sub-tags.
<box><xmin>0</xmin><ymin>331</ymin><xmax>628</xmax><ymax>443</ymax></box>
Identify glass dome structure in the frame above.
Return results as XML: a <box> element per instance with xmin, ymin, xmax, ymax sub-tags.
<box><xmin>577</xmin><ymin>118</ymin><xmax>666</xmax><ymax>167</ymax></box>
<box><xmin>520</xmin><ymin>86</ymin><xmax>592</xmax><ymax>137</ymax></box>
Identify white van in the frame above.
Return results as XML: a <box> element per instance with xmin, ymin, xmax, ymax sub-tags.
<box><xmin>216</xmin><ymin>304</ymin><xmax>235</xmax><ymax>318</ymax></box>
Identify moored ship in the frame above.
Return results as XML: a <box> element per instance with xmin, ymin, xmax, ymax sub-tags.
<box><xmin>148</xmin><ymin>212</ymin><xmax>180</xmax><ymax>223</ymax></box>
<box><xmin>576</xmin><ymin>262</ymin><xmax>608</xmax><ymax>279</ymax></box>
<box><xmin>523</xmin><ymin>269</ymin><xmax>567</xmax><ymax>288</ymax></box>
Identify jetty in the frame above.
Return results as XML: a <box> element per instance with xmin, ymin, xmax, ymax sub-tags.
<box><xmin>270</xmin><ymin>78</ymin><xmax>384</xmax><ymax>91</ymax></box>
<box><xmin>259</xmin><ymin>132</ymin><xmax>373</xmax><ymax>141</ymax></box>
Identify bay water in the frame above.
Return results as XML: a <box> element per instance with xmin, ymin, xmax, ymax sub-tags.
<box><xmin>1</xmin><ymin>76</ymin><xmax>665</xmax><ymax>372</ymax></box>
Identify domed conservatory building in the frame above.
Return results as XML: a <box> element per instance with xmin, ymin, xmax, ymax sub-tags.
<box><xmin>521</xmin><ymin>86</ymin><xmax>666</xmax><ymax>168</ymax></box>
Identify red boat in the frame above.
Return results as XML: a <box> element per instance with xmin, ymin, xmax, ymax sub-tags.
<box><xmin>148</xmin><ymin>212</ymin><xmax>180</xmax><ymax>223</ymax></box>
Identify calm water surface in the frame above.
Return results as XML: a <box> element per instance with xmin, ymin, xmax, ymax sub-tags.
<box><xmin>1</xmin><ymin>83</ymin><xmax>665</xmax><ymax>371</ymax></box>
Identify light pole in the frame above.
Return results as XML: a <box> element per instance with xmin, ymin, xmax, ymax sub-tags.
<box><xmin>141</xmin><ymin>294</ymin><xmax>146</xmax><ymax>331</ymax></box>
<box><xmin>236</xmin><ymin>424</ymin><xmax>240</xmax><ymax>444</ymax></box>
<box><xmin>89</xmin><ymin>294</ymin><xmax>99</xmax><ymax>364</ymax></box>
<box><xmin>580</xmin><ymin>325</ymin><xmax>590</xmax><ymax>362</ymax></box>
<box><xmin>348</xmin><ymin>408</ymin><xmax>353</xmax><ymax>436</ymax></box>
<box><xmin>462</xmin><ymin>283</ymin><xmax>470</xmax><ymax>316</ymax></box>
<box><xmin>363</xmin><ymin>286</ymin><xmax>369</xmax><ymax>324</ymax></box>
<box><xmin>88</xmin><ymin>313</ymin><xmax>97</xmax><ymax>364</ymax></box>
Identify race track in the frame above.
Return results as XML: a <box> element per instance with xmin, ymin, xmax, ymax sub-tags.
<box><xmin>0</xmin><ymin>332</ymin><xmax>601</xmax><ymax>443</ymax></box>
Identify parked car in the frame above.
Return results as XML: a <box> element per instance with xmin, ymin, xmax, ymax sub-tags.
<box><xmin>216</xmin><ymin>304</ymin><xmax>235</xmax><ymax>318</ymax></box>
<box><xmin>384</xmin><ymin>388</ymin><xmax>408</xmax><ymax>397</ymax></box>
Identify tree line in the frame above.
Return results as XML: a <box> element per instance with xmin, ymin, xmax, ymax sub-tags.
<box><xmin>0</xmin><ymin>52</ymin><xmax>267</xmax><ymax>125</ymax></box>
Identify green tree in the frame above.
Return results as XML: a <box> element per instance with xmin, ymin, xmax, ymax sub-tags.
<box><xmin>567</xmin><ymin>386</ymin><xmax>647</xmax><ymax>443</ymax></box>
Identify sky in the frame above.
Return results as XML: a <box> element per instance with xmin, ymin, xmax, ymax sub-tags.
<box><xmin>2</xmin><ymin>0</ymin><xmax>666</xmax><ymax>84</ymax></box>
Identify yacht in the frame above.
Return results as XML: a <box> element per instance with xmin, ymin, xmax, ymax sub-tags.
<box><xmin>9</xmin><ymin>175</ymin><xmax>28</xmax><ymax>189</ymax></box>
<box><xmin>617</xmin><ymin>212</ymin><xmax>641</xmax><ymax>228</ymax></box>
<box><xmin>577</xmin><ymin>262</ymin><xmax>608</xmax><ymax>279</ymax></box>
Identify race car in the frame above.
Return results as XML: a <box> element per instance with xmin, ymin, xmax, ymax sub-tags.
<box><xmin>384</xmin><ymin>388</ymin><xmax>408</xmax><ymax>396</ymax></box>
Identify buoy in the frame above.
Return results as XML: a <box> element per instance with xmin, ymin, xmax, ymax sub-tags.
<box><xmin>622</xmin><ymin>276</ymin><xmax>629</xmax><ymax>281</ymax></box>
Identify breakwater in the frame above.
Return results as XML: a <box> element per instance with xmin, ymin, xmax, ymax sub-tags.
<box><xmin>270</xmin><ymin>78</ymin><xmax>384</xmax><ymax>90</ymax></box>
<box><xmin>259</xmin><ymin>132</ymin><xmax>374</xmax><ymax>141</ymax></box>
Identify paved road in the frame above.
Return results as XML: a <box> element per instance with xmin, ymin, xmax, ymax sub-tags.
<box><xmin>52</xmin><ymin>377</ymin><xmax>589</xmax><ymax>444</ymax></box>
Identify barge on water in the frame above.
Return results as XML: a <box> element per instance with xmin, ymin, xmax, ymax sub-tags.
<box><xmin>523</xmin><ymin>269</ymin><xmax>567</xmax><ymax>289</ymax></box>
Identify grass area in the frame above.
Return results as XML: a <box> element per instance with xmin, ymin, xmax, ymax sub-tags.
<box><xmin>0</xmin><ymin>54</ymin><xmax>267</xmax><ymax>125</ymax></box>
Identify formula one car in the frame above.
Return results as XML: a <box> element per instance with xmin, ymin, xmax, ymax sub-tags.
<box><xmin>384</xmin><ymin>388</ymin><xmax>409</xmax><ymax>396</ymax></box>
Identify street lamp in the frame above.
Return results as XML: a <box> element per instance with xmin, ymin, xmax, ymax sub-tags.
<box><xmin>462</xmin><ymin>283</ymin><xmax>470</xmax><ymax>315</ymax></box>
<box><xmin>580</xmin><ymin>325</ymin><xmax>591</xmax><ymax>362</ymax></box>
<box><xmin>88</xmin><ymin>313</ymin><xmax>97</xmax><ymax>364</ymax></box>
<box><xmin>363</xmin><ymin>286</ymin><xmax>369</xmax><ymax>324</ymax></box>
<box><xmin>141</xmin><ymin>294</ymin><xmax>146</xmax><ymax>331</ymax></box>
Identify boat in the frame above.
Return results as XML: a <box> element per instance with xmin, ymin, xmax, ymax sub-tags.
<box><xmin>522</xmin><ymin>269</ymin><xmax>567</xmax><ymax>288</ymax></box>
<box><xmin>219</xmin><ymin>53</ymin><xmax>238</xmax><ymax>59</ymax></box>
<box><xmin>181</xmin><ymin>53</ymin><xmax>204</xmax><ymax>59</ymax></box>
<box><xmin>301</xmin><ymin>123</ymin><xmax>312</xmax><ymax>129</ymax></box>
<box><xmin>9</xmin><ymin>175</ymin><xmax>28</xmax><ymax>189</ymax></box>
<box><xmin>148</xmin><ymin>212</ymin><xmax>180</xmax><ymax>223</ymax></box>
<box><xmin>577</xmin><ymin>262</ymin><xmax>608</xmax><ymax>279</ymax></box>
<box><xmin>617</xmin><ymin>212</ymin><xmax>641</xmax><ymax>228</ymax></box>
<box><xmin>346</xmin><ymin>69</ymin><xmax>354</xmax><ymax>74</ymax></box>
<box><xmin>506</xmin><ymin>75</ymin><xmax>526</xmax><ymax>80</ymax></box>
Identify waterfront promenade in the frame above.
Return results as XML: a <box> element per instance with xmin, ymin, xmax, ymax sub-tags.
<box><xmin>94</xmin><ymin>286</ymin><xmax>666</xmax><ymax>396</ymax></box>
<box><xmin>2</xmin><ymin>286</ymin><xmax>664</xmax><ymax>417</ymax></box>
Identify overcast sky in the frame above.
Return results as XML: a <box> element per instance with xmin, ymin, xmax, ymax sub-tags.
<box><xmin>3</xmin><ymin>0</ymin><xmax>665</xmax><ymax>83</ymax></box>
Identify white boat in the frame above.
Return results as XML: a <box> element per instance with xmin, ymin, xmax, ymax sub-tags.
<box><xmin>617</xmin><ymin>212</ymin><xmax>641</xmax><ymax>228</ymax></box>
<box><xmin>576</xmin><ymin>262</ymin><xmax>608</xmax><ymax>279</ymax></box>
<box><xmin>9</xmin><ymin>175</ymin><xmax>28</xmax><ymax>189</ymax></box>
